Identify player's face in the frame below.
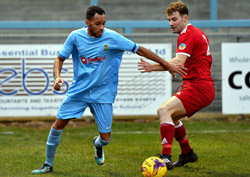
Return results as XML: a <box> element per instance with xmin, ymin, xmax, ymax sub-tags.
<box><xmin>86</xmin><ymin>13</ymin><xmax>106</xmax><ymax>37</ymax></box>
<box><xmin>167</xmin><ymin>11</ymin><xmax>187</xmax><ymax>34</ymax></box>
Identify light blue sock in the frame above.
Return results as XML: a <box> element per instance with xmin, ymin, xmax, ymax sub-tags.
<box><xmin>45</xmin><ymin>127</ymin><xmax>63</xmax><ymax>166</ymax></box>
<box><xmin>94</xmin><ymin>135</ymin><xmax>111</xmax><ymax>147</ymax></box>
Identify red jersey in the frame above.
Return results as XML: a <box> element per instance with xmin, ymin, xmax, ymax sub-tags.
<box><xmin>176</xmin><ymin>24</ymin><xmax>214</xmax><ymax>85</ymax></box>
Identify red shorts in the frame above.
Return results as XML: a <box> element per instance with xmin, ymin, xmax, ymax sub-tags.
<box><xmin>174</xmin><ymin>83</ymin><xmax>215</xmax><ymax>117</ymax></box>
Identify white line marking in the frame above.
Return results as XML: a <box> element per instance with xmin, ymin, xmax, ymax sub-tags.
<box><xmin>0</xmin><ymin>131</ymin><xmax>14</xmax><ymax>135</ymax></box>
<box><xmin>111</xmin><ymin>129</ymin><xmax>250</xmax><ymax>134</ymax></box>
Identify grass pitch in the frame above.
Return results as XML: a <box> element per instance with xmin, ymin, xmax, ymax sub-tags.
<box><xmin>0</xmin><ymin>119</ymin><xmax>249</xmax><ymax>177</ymax></box>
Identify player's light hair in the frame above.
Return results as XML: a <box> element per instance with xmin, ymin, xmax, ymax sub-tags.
<box><xmin>166</xmin><ymin>0</ymin><xmax>188</xmax><ymax>16</ymax></box>
<box><xmin>86</xmin><ymin>6</ymin><xmax>105</xmax><ymax>20</ymax></box>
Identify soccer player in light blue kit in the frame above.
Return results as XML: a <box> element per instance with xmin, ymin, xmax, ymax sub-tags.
<box><xmin>31</xmin><ymin>6</ymin><xmax>185</xmax><ymax>174</ymax></box>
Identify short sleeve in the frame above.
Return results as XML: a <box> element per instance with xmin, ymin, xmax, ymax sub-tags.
<box><xmin>58</xmin><ymin>31</ymin><xmax>75</xmax><ymax>59</ymax></box>
<box><xmin>176</xmin><ymin>33</ymin><xmax>194</xmax><ymax>57</ymax></box>
<box><xmin>112</xmin><ymin>32</ymin><xmax>139</xmax><ymax>53</ymax></box>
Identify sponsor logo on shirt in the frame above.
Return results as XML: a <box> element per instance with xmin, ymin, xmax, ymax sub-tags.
<box><xmin>81</xmin><ymin>56</ymin><xmax>106</xmax><ymax>64</ymax></box>
<box><xmin>81</xmin><ymin>57</ymin><xmax>87</xmax><ymax>64</ymax></box>
<box><xmin>178</xmin><ymin>43</ymin><xmax>186</xmax><ymax>50</ymax></box>
<box><xmin>88</xmin><ymin>56</ymin><xmax>106</xmax><ymax>62</ymax></box>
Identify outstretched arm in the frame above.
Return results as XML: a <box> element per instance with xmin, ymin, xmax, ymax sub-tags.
<box><xmin>138</xmin><ymin>54</ymin><xmax>187</xmax><ymax>74</ymax></box>
<box><xmin>53</xmin><ymin>56</ymin><xmax>65</xmax><ymax>91</ymax></box>
<box><xmin>136</xmin><ymin>46</ymin><xmax>186</xmax><ymax>77</ymax></box>
<box><xmin>138</xmin><ymin>59</ymin><xmax>165</xmax><ymax>72</ymax></box>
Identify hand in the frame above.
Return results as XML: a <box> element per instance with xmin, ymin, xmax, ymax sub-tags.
<box><xmin>167</xmin><ymin>63</ymin><xmax>187</xmax><ymax>78</ymax></box>
<box><xmin>54</xmin><ymin>78</ymin><xmax>64</xmax><ymax>91</ymax></box>
<box><xmin>138</xmin><ymin>59</ymin><xmax>153</xmax><ymax>73</ymax></box>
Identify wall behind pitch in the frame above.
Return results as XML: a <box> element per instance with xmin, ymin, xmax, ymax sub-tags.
<box><xmin>1</xmin><ymin>0</ymin><xmax>249</xmax><ymax>21</ymax></box>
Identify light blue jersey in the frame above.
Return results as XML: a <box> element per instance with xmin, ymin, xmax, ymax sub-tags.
<box><xmin>59</xmin><ymin>27</ymin><xmax>139</xmax><ymax>103</ymax></box>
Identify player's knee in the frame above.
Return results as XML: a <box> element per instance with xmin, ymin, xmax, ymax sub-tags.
<box><xmin>100</xmin><ymin>132</ymin><xmax>111</xmax><ymax>139</ymax></box>
<box><xmin>52</xmin><ymin>119</ymin><xmax>70</xmax><ymax>130</ymax></box>
<box><xmin>100</xmin><ymin>133</ymin><xmax>111</xmax><ymax>143</ymax></box>
<box><xmin>157</xmin><ymin>106</ymin><xmax>174</xmax><ymax>123</ymax></box>
<box><xmin>157</xmin><ymin>106</ymin><xmax>168</xmax><ymax>117</ymax></box>
<box><xmin>52</xmin><ymin>124</ymin><xmax>65</xmax><ymax>130</ymax></box>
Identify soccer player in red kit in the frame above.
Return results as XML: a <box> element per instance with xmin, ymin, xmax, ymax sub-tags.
<box><xmin>138</xmin><ymin>1</ymin><xmax>215</xmax><ymax>170</ymax></box>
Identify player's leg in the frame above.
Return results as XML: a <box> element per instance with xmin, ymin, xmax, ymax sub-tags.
<box><xmin>174</xmin><ymin>120</ymin><xmax>191</xmax><ymax>154</ymax></box>
<box><xmin>172</xmin><ymin>84</ymin><xmax>215</xmax><ymax>168</ymax></box>
<box><xmin>45</xmin><ymin>119</ymin><xmax>70</xmax><ymax>166</ymax></box>
<box><xmin>31</xmin><ymin>119</ymin><xmax>70</xmax><ymax>174</ymax></box>
<box><xmin>157</xmin><ymin>96</ymin><xmax>186</xmax><ymax>170</ymax></box>
<box><xmin>90</xmin><ymin>103</ymin><xmax>113</xmax><ymax>165</ymax></box>
<box><xmin>173</xmin><ymin>120</ymin><xmax>198</xmax><ymax>167</ymax></box>
<box><xmin>32</xmin><ymin>99</ymin><xmax>87</xmax><ymax>174</ymax></box>
<box><xmin>93</xmin><ymin>132</ymin><xmax>111</xmax><ymax>165</ymax></box>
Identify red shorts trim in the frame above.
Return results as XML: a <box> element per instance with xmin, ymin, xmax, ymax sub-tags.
<box><xmin>174</xmin><ymin>83</ymin><xmax>215</xmax><ymax>117</ymax></box>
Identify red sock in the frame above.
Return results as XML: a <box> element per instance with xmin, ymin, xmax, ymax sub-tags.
<box><xmin>174</xmin><ymin>121</ymin><xmax>191</xmax><ymax>154</ymax></box>
<box><xmin>160</xmin><ymin>122</ymin><xmax>175</xmax><ymax>155</ymax></box>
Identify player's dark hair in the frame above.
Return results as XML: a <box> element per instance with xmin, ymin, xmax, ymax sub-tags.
<box><xmin>86</xmin><ymin>6</ymin><xmax>105</xmax><ymax>20</ymax></box>
<box><xmin>166</xmin><ymin>1</ymin><xmax>188</xmax><ymax>16</ymax></box>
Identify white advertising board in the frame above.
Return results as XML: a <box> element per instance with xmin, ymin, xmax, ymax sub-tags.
<box><xmin>0</xmin><ymin>44</ymin><xmax>172</xmax><ymax>117</ymax></box>
<box><xmin>222</xmin><ymin>43</ymin><xmax>250</xmax><ymax>114</ymax></box>
<box><xmin>114</xmin><ymin>44</ymin><xmax>172</xmax><ymax>115</ymax></box>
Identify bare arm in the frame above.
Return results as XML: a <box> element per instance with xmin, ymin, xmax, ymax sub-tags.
<box><xmin>138</xmin><ymin>54</ymin><xmax>188</xmax><ymax>73</ymax></box>
<box><xmin>136</xmin><ymin>46</ymin><xmax>186</xmax><ymax>77</ymax></box>
<box><xmin>169</xmin><ymin>54</ymin><xmax>187</xmax><ymax>65</ymax></box>
<box><xmin>53</xmin><ymin>56</ymin><xmax>65</xmax><ymax>91</ymax></box>
<box><xmin>136</xmin><ymin>46</ymin><xmax>171</xmax><ymax>69</ymax></box>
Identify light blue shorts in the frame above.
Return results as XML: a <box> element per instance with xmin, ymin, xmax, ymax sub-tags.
<box><xmin>57</xmin><ymin>98</ymin><xmax>113</xmax><ymax>133</ymax></box>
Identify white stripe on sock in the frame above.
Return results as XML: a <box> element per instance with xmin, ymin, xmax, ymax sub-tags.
<box><xmin>160</xmin><ymin>122</ymin><xmax>175</xmax><ymax>126</ymax></box>
<box><xmin>175</xmin><ymin>121</ymin><xmax>183</xmax><ymax>129</ymax></box>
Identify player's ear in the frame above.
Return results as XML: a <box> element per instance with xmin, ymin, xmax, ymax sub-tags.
<box><xmin>183</xmin><ymin>14</ymin><xmax>188</xmax><ymax>22</ymax></box>
<box><xmin>85</xmin><ymin>19</ymin><xmax>90</xmax><ymax>26</ymax></box>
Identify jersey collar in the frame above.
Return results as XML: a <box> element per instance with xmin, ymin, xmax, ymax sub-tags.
<box><xmin>180</xmin><ymin>23</ymin><xmax>191</xmax><ymax>34</ymax></box>
<box><xmin>84</xmin><ymin>26</ymin><xmax>97</xmax><ymax>39</ymax></box>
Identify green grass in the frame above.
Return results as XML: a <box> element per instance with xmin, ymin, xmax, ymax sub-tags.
<box><xmin>0</xmin><ymin>120</ymin><xmax>250</xmax><ymax>177</ymax></box>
